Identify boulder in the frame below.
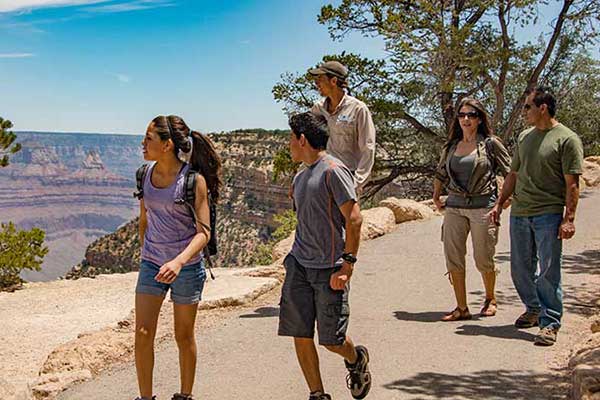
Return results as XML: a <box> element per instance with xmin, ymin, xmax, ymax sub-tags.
<box><xmin>419</xmin><ymin>198</ymin><xmax>445</xmax><ymax>215</ymax></box>
<box><xmin>32</xmin><ymin>370</ymin><xmax>92</xmax><ymax>399</ymax></box>
<box><xmin>360</xmin><ymin>207</ymin><xmax>396</xmax><ymax>240</ymax></box>
<box><xmin>272</xmin><ymin>232</ymin><xmax>295</xmax><ymax>261</ymax></box>
<box><xmin>580</xmin><ymin>175</ymin><xmax>588</xmax><ymax>191</ymax></box>
<box><xmin>380</xmin><ymin>197</ymin><xmax>436</xmax><ymax>223</ymax></box>
<box><xmin>582</xmin><ymin>158</ymin><xmax>600</xmax><ymax>188</ymax></box>
<box><xmin>592</xmin><ymin>318</ymin><xmax>600</xmax><ymax>334</ymax></box>
<box><xmin>572</xmin><ymin>363</ymin><xmax>600</xmax><ymax>400</ymax></box>
<box><xmin>587</xmin><ymin>156</ymin><xmax>600</xmax><ymax>164</ymax></box>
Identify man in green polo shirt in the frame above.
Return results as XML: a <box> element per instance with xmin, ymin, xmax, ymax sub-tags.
<box><xmin>489</xmin><ymin>86</ymin><xmax>584</xmax><ymax>346</ymax></box>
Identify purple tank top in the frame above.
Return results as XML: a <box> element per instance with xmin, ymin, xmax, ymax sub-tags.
<box><xmin>141</xmin><ymin>163</ymin><xmax>202</xmax><ymax>267</ymax></box>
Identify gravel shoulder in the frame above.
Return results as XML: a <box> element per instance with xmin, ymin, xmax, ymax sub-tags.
<box><xmin>0</xmin><ymin>268</ymin><xmax>278</xmax><ymax>399</ymax></box>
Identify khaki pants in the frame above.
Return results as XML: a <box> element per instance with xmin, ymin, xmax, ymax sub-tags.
<box><xmin>442</xmin><ymin>207</ymin><xmax>499</xmax><ymax>273</ymax></box>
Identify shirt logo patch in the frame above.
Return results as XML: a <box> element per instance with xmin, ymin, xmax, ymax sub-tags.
<box><xmin>337</xmin><ymin>114</ymin><xmax>353</xmax><ymax>124</ymax></box>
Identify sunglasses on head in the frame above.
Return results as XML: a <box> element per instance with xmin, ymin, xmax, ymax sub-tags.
<box><xmin>457</xmin><ymin>111</ymin><xmax>479</xmax><ymax>119</ymax></box>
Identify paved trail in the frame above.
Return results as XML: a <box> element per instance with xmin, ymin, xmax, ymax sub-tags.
<box><xmin>59</xmin><ymin>190</ymin><xmax>600</xmax><ymax>400</ymax></box>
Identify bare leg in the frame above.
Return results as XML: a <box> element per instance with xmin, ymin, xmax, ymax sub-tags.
<box><xmin>135</xmin><ymin>293</ymin><xmax>165</xmax><ymax>399</ymax></box>
<box><xmin>174</xmin><ymin>302</ymin><xmax>200</xmax><ymax>396</ymax></box>
<box><xmin>450</xmin><ymin>270</ymin><xmax>468</xmax><ymax>310</ymax></box>
<box><xmin>294</xmin><ymin>337</ymin><xmax>325</xmax><ymax>394</ymax></box>
<box><xmin>324</xmin><ymin>336</ymin><xmax>358</xmax><ymax>364</ymax></box>
<box><xmin>482</xmin><ymin>271</ymin><xmax>496</xmax><ymax>301</ymax></box>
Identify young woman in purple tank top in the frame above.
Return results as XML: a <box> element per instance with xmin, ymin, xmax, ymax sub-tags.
<box><xmin>134</xmin><ymin>115</ymin><xmax>221</xmax><ymax>400</ymax></box>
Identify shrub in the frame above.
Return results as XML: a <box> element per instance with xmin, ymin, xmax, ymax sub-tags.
<box><xmin>0</xmin><ymin>222</ymin><xmax>48</xmax><ymax>290</ymax></box>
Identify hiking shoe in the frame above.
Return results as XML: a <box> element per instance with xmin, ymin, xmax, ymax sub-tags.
<box><xmin>308</xmin><ymin>393</ymin><xmax>332</xmax><ymax>400</ymax></box>
<box><xmin>514</xmin><ymin>311</ymin><xmax>539</xmax><ymax>328</ymax></box>
<box><xmin>534</xmin><ymin>326</ymin><xmax>558</xmax><ymax>346</ymax></box>
<box><xmin>345</xmin><ymin>345</ymin><xmax>372</xmax><ymax>399</ymax></box>
<box><xmin>135</xmin><ymin>397</ymin><xmax>156</xmax><ymax>400</ymax></box>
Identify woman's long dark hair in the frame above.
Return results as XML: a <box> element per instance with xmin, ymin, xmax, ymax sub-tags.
<box><xmin>150</xmin><ymin>115</ymin><xmax>222</xmax><ymax>201</ymax></box>
<box><xmin>445</xmin><ymin>97</ymin><xmax>494</xmax><ymax>149</ymax></box>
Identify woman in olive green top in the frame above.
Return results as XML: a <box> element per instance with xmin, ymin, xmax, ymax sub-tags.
<box><xmin>433</xmin><ymin>97</ymin><xmax>511</xmax><ymax>321</ymax></box>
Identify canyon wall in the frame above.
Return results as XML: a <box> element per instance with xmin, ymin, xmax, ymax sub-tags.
<box><xmin>1</xmin><ymin>130</ymin><xmax>292</xmax><ymax>281</ymax></box>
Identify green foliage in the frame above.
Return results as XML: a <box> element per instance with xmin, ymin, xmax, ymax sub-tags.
<box><xmin>547</xmin><ymin>48</ymin><xmax>600</xmax><ymax>156</ymax></box>
<box><xmin>273</xmin><ymin>0</ymin><xmax>600</xmax><ymax>197</ymax></box>
<box><xmin>251</xmin><ymin>209</ymin><xmax>297</xmax><ymax>266</ymax></box>
<box><xmin>0</xmin><ymin>117</ymin><xmax>21</xmax><ymax>167</ymax></box>
<box><xmin>253</xmin><ymin>243</ymin><xmax>276</xmax><ymax>266</ymax></box>
<box><xmin>0</xmin><ymin>222</ymin><xmax>48</xmax><ymax>289</ymax></box>
<box><xmin>272</xmin><ymin>148</ymin><xmax>301</xmax><ymax>182</ymax></box>
<box><xmin>272</xmin><ymin>209</ymin><xmax>297</xmax><ymax>242</ymax></box>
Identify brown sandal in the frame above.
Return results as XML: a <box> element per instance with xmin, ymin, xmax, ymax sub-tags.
<box><xmin>480</xmin><ymin>299</ymin><xmax>497</xmax><ymax>317</ymax></box>
<box><xmin>441</xmin><ymin>307</ymin><xmax>472</xmax><ymax>321</ymax></box>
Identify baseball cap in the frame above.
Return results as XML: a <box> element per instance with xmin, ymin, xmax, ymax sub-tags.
<box><xmin>309</xmin><ymin>61</ymin><xmax>348</xmax><ymax>79</ymax></box>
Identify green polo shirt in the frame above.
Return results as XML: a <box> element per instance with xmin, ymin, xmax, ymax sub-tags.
<box><xmin>511</xmin><ymin>123</ymin><xmax>584</xmax><ymax>217</ymax></box>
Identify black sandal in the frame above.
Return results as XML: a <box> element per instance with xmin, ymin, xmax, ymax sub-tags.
<box><xmin>172</xmin><ymin>394</ymin><xmax>194</xmax><ymax>400</ymax></box>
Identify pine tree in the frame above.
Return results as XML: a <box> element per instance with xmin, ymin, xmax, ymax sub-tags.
<box><xmin>0</xmin><ymin>117</ymin><xmax>21</xmax><ymax>167</ymax></box>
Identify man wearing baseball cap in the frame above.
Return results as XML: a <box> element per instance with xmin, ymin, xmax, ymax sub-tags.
<box><xmin>309</xmin><ymin>60</ymin><xmax>376</xmax><ymax>193</ymax></box>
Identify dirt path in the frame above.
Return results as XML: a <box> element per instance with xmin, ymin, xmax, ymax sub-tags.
<box><xmin>59</xmin><ymin>190</ymin><xmax>600</xmax><ymax>399</ymax></box>
<box><xmin>0</xmin><ymin>269</ymin><xmax>278</xmax><ymax>399</ymax></box>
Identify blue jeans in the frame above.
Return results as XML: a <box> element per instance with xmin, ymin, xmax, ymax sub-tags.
<box><xmin>510</xmin><ymin>213</ymin><xmax>563</xmax><ymax>330</ymax></box>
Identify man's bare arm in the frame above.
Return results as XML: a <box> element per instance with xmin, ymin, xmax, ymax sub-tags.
<box><xmin>559</xmin><ymin>174</ymin><xmax>580</xmax><ymax>239</ymax></box>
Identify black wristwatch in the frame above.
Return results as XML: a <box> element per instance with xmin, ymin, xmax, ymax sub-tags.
<box><xmin>341</xmin><ymin>252</ymin><xmax>357</xmax><ymax>264</ymax></box>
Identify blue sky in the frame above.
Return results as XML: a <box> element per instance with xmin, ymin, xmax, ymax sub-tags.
<box><xmin>0</xmin><ymin>1</ymin><xmax>594</xmax><ymax>134</ymax></box>
<box><xmin>0</xmin><ymin>0</ymin><xmax>386</xmax><ymax>134</ymax></box>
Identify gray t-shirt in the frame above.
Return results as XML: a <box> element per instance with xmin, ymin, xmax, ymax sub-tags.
<box><xmin>290</xmin><ymin>154</ymin><xmax>357</xmax><ymax>269</ymax></box>
<box><xmin>450</xmin><ymin>153</ymin><xmax>475</xmax><ymax>190</ymax></box>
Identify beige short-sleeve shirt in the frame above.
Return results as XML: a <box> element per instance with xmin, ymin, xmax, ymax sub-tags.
<box><xmin>312</xmin><ymin>94</ymin><xmax>376</xmax><ymax>188</ymax></box>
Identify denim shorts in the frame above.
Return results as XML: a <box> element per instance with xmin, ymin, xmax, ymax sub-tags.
<box><xmin>136</xmin><ymin>259</ymin><xmax>206</xmax><ymax>304</ymax></box>
<box><xmin>278</xmin><ymin>254</ymin><xmax>350</xmax><ymax>346</ymax></box>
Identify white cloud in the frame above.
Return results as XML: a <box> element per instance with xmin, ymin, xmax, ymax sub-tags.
<box><xmin>0</xmin><ymin>0</ymin><xmax>173</xmax><ymax>13</ymax></box>
<box><xmin>0</xmin><ymin>1</ymin><xmax>108</xmax><ymax>13</ymax></box>
<box><xmin>0</xmin><ymin>52</ymin><xmax>34</xmax><ymax>58</ymax></box>
<box><xmin>115</xmin><ymin>73</ymin><xmax>131</xmax><ymax>83</ymax></box>
<box><xmin>84</xmin><ymin>0</ymin><xmax>174</xmax><ymax>13</ymax></box>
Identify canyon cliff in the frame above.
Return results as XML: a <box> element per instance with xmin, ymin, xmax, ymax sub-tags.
<box><xmin>1</xmin><ymin>130</ymin><xmax>292</xmax><ymax>281</ymax></box>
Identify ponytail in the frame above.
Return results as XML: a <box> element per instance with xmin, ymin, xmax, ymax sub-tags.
<box><xmin>148</xmin><ymin>115</ymin><xmax>222</xmax><ymax>200</ymax></box>
<box><xmin>189</xmin><ymin>130</ymin><xmax>222</xmax><ymax>201</ymax></box>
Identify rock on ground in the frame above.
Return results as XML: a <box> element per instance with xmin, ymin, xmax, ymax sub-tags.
<box><xmin>582</xmin><ymin>158</ymin><xmax>600</xmax><ymax>188</ymax></box>
<box><xmin>32</xmin><ymin>371</ymin><xmax>92</xmax><ymax>400</ymax></box>
<box><xmin>379</xmin><ymin>197</ymin><xmax>436</xmax><ymax>223</ymax></box>
<box><xmin>360</xmin><ymin>207</ymin><xmax>396</xmax><ymax>240</ymax></box>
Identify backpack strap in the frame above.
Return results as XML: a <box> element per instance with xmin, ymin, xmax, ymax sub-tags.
<box><xmin>181</xmin><ymin>169</ymin><xmax>216</xmax><ymax>280</ymax></box>
<box><xmin>133</xmin><ymin>164</ymin><xmax>149</xmax><ymax>200</ymax></box>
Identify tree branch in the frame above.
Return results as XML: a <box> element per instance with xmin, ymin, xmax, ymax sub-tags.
<box><xmin>502</xmin><ymin>0</ymin><xmax>574</xmax><ymax>139</ymax></box>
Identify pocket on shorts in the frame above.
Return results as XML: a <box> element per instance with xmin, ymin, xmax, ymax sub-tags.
<box><xmin>326</xmin><ymin>302</ymin><xmax>349</xmax><ymax>318</ymax></box>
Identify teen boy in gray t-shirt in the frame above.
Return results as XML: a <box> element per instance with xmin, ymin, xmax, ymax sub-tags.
<box><xmin>278</xmin><ymin>112</ymin><xmax>372</xmax><ymax>400</ymax></box>
<box><xmin>290</xmin><ymin>152</ymin><xmax>356</xmax><ymax>269</ymax></box>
